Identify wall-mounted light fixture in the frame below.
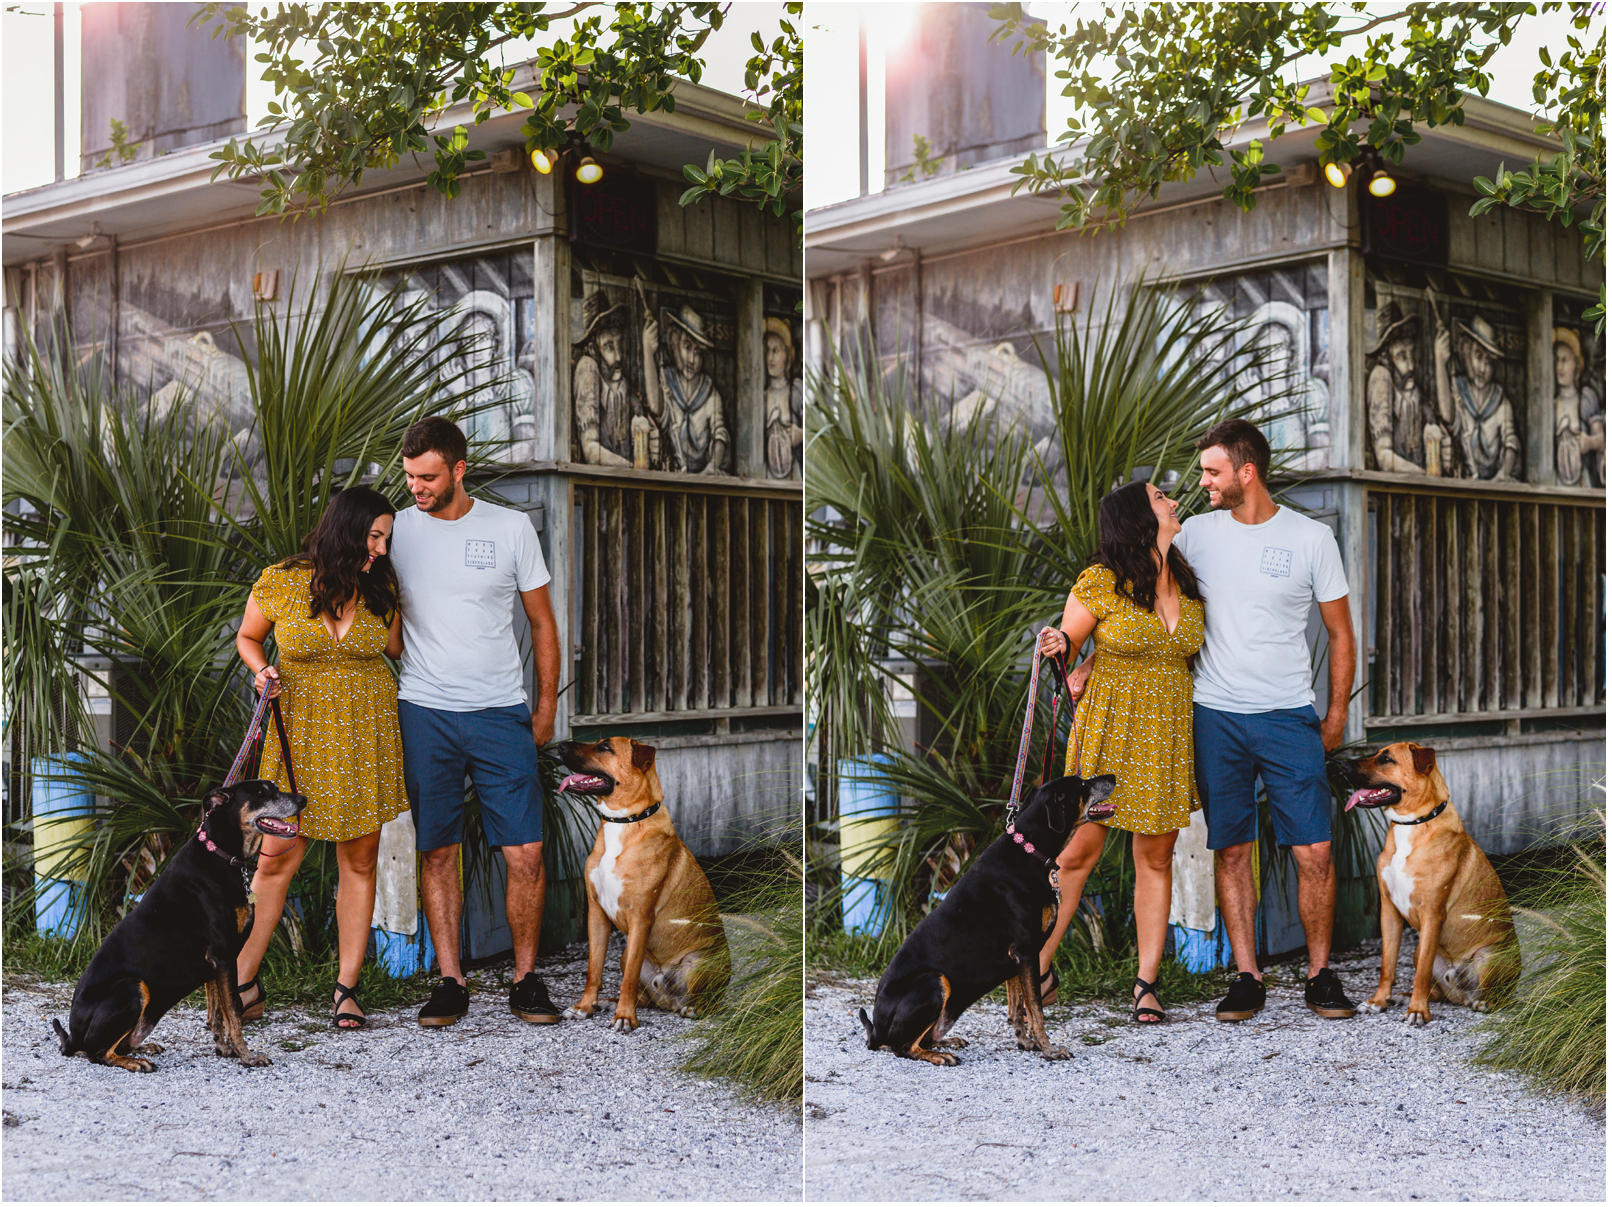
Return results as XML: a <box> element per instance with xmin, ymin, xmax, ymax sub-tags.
<box><xmin>1367</xmin><ymin>167</ymin><xmax>1398</xmax><ymax>198</ymax></box>
<box><xmin>530</xmin><ymin>148</ymin><xmax>557</xmax><ymax>175</ymax></box>
<box><xmin>574</xmin><ymin>155</ymin><xmax>604</xmax><ymax>185</ymax></box>
<box><xmin>1323</xmin><ymin>161</ymin><xmax>1352</xmax><ymax>189</ymax></box>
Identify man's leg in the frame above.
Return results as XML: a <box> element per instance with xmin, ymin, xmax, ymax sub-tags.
<box><xmin>1194</xmin><ymin>704</ymin><xmax>1261</xmax><ymax>980</ymax></box>
<box><xmin>1292</xmin><ymin>841</ymin><xmax>1336</xmax><ymax>978</ymax></box>
<box><xmin>421</xmin><ymin>843</ymin><xmax>465</xmax><ymax>983</ymax></box>
<box><xmin>502</xmin><ymin>841</ymin><xmax>547</xmax><ymax>980</ymax></box>
<box><xmin>1214</xmin><ymin>841</ymin><xmax>1261</xmax><ymax>979</ymax></box>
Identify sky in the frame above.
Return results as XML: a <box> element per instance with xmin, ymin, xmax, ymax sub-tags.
<box><xmin>804</xmin><ymin>1</ymin><xmax>1600</xmax><ymax>212</ymax></box>
<box><xmin>0</xmin><ymin>2</ymin><xmax>793</xmax><ymax>196</ymax></box>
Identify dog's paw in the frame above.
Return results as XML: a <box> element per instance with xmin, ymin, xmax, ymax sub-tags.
<box><xmin>562</xmin><ymin>1006</ymin><xmax>595</xmax><ymax>1021</ymax></box>
<box><xmin>1015</xmin><ymin>1036</ymin><xmax>1037</xmax><ymax>1051</ymax></box>
<box><xmin>1361</xmin><ymin>999</ymin><xmax>1388</xmax><ymax>1015</ymax></box>
<box><xmin>238</xmin><ymin>1049</ymin><xmax>273</xmax><ymax>1067</ymax></box>
<box><xmin>609</xmin><ymin>1015</ymin><xmax>640</xmax><ymax>1034</ymax></box>
<box><xmin>677</xmin><ymin>1006</ymin><xmax>698</xmax><ymax>1018</ymax></box>
<box><xmin>1404</xmin><ymin>1008</ymin><xmax>1431</xmax><ymax>1028</ymax></box>
<box><xmin>933</xmin><ymin>1037</ymin><xmax>968</xmax><ymax>1050</ymax></box>
<box><xmin>1472</xmin><ymin>999</ymin><xmax>1491</xmax><ymax>1014</ymax></box>
<box><xmin>133</xmin><ymin>1043</ymin><xmax>164</xmax><ymax>1055</ymax></box>
<box><xmin>1041</xmin><ymin>1045</ymin><xmax>1072</xmax><ymax>1061</ymax></box>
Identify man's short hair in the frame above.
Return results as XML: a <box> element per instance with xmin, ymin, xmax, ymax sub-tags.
<box><xmin>1197</xmin><ymin>418</ymin><xmax>1271</xmax><ymax>483</ymax></box>
<box><xmin>402</xmin><ymin>415</ymin><xmax>468</xmax><ymax>469</ymax></box>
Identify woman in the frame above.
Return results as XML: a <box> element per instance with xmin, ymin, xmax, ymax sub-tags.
<box><xmin>234</xmin><ymin>486</ymin><xmax>408</xmax><ymax>1029</ymax></box>
<box><xmin>1035</xmin><ymin>480</ymin><xmax>1204</xmax><ymax>1024</ymax></box>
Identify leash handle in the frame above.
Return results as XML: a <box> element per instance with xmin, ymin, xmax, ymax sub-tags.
<box><xmin>1006</xmin><ymin>637</ymin><xmax>1075</xmax><ymax>823</ymax></box>
<box><xmin>222</xmin><ymin>686</ymin><xmax>299</xmax><ymax>797</ymax></box>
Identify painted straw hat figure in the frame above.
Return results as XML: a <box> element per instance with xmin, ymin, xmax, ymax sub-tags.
<box><xmin>1552</xmin><ymin>326</ymin><xmax>1605</xmax><ymax>487</ymax></box>
<box><xmin>764</xmin><ymin>317</ymin><xmax>804</xmax><ymax>480</ymax></box>
<box><xmin>1433</xmin><ymin>311</ymin><xmax>1520</xmax><ymax>481</ymax></box>
<box><xmin>573</xmin><ymin>290</ymin><xmax>649</xmax><ymax>468</ymax></box>
<box><xmin>1365</xmin><ymin>300</ymin><xmax>1451</xmax><ymax>476</ymax></box>
<box><xmin>643</xmin><ymin>302</ymin><xmax>730</xmax><ymax>475</ymax></box>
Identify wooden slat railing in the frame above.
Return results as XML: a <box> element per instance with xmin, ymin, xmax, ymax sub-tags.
<box><xmin>573</xmin><ymin>482</ymin><xmax>803</xmax><ymax>724</ymax></box>
<box><xmin>1367</xmin><ymin>489</ymin><xmax>1605</xmax><ymax>724</ymax></box>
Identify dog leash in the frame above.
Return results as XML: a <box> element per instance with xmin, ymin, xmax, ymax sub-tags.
<box><xmin>223</xmin><ymin>687</ymin><xmax>299</xmax><ymax>795</ymax></box>
<box><xmin>1004</xmin><ymin>644</ymin><xmax>1073</xmax><ymax>827</ymax></box>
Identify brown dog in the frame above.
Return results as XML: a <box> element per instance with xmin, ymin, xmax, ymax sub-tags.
<box><xmin>555</xmin><ymin>737</ymin><xmax>730</xmax><ymax>1032</ymax></box>
<box><xmin>1345</xmin><ymin>742</ymin><xmax>1519</xmax><ymax>1025</ymax></box>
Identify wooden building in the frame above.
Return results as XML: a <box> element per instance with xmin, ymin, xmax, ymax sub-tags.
<box><xmin>3</xmin><ymin>17</ymin><xmax>803</xmax><ymax>956</ymax></box>
<box><xmin>806</xmin><ymin>48</ymin><xmax>1603</xmax><ymax>955</ymax></box>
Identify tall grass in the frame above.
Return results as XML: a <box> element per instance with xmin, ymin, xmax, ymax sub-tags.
<box><xmin>1474</xmin><ymin>830</ymin><xmax>1606</xmax><ymax>1105</ymax></box>
<box><xmin>681</xmin><ymin>845</ymin><xmax>803</xmax><ymax>1105</ymax></box>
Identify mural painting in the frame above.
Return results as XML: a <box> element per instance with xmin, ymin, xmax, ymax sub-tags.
<box><xmin>1551</xmin><ymin>297</ymin><xmax>1605</xmax><ymax>488</ymax></box>
<box><xmin>570</xmin><ymin>264</ymin><xmax>737</xmax><ymax>476</ymax></box>
<box><xmin>764</xmin><ymin>290</ymin><xmax>804</xmax><ymax>480</ymax></box>
<box><xmin>1191</xmin><ymin>262</ymin><xmax>1332</xmax><ymax>473</ymax></box>
<box><xmin>386</xmin><ymin>251</ymin><xmax>536</xmax><ymax>464</ymax></box>
<box><xmin>1365</xmin><ymin>268</ymin><xmax>1526</xmax><ymax>482</ymax></box>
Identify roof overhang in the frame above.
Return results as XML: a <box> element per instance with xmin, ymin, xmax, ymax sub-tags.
<box><xmin>2</xmin><ymin>66</ymin><xmax>769</xmax><ymax>266</ymax></box>
<box><xmin>805</xmin><ymin>87</ymin><xmax>1565</xmax><ymax>279</ymax></box>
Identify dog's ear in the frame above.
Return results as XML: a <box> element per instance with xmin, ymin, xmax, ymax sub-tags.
<box><xmin>630</xmin><ymin>740</ymin><xmax>656</xmax><ymax>772</ymax></box>
<box><xmin>203</xmin><ymin>786</ymin><xmax>231</xmax><ymax>812</ymax></box>
<box><xmin>1410</xmin><ymin>745</ymin><xmax>1438</xmax><ymax>777</ymax></box>
<box><xmin>1044</xmin><ymin>798</ymin><xmax>1067</xmax><ymax>832</ymax></box>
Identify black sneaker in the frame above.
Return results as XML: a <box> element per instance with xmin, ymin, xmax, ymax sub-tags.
<box><xmin>509</xmin><ymin>972</ymin><xmax>562</xmax><ymax>1025</ymax></box>
<box><xmin>417</xmin><ymin>976</ymin><xmax>470</xmax><ymax>1027</ymax></box>
<box><xmin>1215</xmin><ymin>971</ymin><xmax>1267</xmax><ymax>1021</ymax></box>
<box><xmin>1305</xmin><ymin>967</ymin><xmax>1357</xmax><ymax>1018</ymax></box>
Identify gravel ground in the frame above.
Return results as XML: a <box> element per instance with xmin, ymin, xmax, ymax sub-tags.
<box><xmin>804</xmin><ymin>940</ymin><xmax>1604</xmax><ymax>1202</ymax></box>
<box><xmin>2</xmin><ymin>937</ymin><xmax>800</xmax><ymax>1202</ymax></box>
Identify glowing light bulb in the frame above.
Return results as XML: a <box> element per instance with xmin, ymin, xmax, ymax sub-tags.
<box><xmin>575</xmin><ymin>156</ymin><xmax>603</xmax><ymax>185</ymax></box>
<box><xmin>1324</xmin><ymin>161</ymin><xmax>1351</xmax><ymax>189</ymax></box>
<box><xmin>530</xmin><ymin>148</ymin><xmax>555</xmax><ymax>174</ymax></box>
<box><xmin>1368</xmin><ymin>169</ymin><xmax>1397</xmax><ymax>197</ymax></box>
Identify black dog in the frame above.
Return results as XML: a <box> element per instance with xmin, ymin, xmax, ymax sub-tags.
<box><xmin>860</xmin><ymin>773</ymin><xmax>1115</xmax><ymax>1065</ymax></box>
<box><xmin>52</xmin><ymin>779</ymin><xmax>302</xmax><ymax>1072</ymax></box>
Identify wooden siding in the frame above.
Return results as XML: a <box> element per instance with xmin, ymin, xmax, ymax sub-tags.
<box><xmin>573</xmin><ymin>481</ymin><xmax>802</xmax><ymax>723</ymax></box>
<box><xmin>1367</xmin><ymin>488</ymin><xmax>1605</xmax><ymax>723</ymax></box>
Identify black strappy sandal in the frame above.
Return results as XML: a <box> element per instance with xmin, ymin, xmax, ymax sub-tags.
<box><xmin>1131</xmin><ymin>975</ymin><xmax>1167</xmax><ymax>1025</ymax></box>
<box><xmin>332</xmin><ymin>981</ymin><xmax>366</xmax><ymax>1030</ymax></box>
<box><xmin>1039</xmin><ymin>967</ymin><xmax>1060</xmax><ymax>1008</ymax></box>
<box><xmin>239</xmin><ymin>973</ymin><xmax>266</xmax><ymax>1021</ymax></box>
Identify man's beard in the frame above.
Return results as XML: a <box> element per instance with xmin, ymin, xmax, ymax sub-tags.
<box><xmin>1213</xmin><ymin>477</ymin><xmax>1245</xmax><ymax>510</ymax></box>
<box><xmin>421</xmin><ymin>477</ymin><xmax>459</xmax><ymax>514</ymax></box>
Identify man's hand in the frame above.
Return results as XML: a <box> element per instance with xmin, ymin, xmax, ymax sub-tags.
<box><xmin>531</xmin><ymin>706</ymin><xmax>556</xmax><ymax>748</ymax></box>
<box><xmin>1320</xmin><ymin>710</ymin><xmax>1347</xmax><ymax>752</ymax></box>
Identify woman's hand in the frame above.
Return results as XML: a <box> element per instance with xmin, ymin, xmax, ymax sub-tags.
<box><xmin>1037</xmin><ymin>627</ymin><xmax>1071</xmax><ymax>658</ymax></box>
<box><xmin>254</xmin><ymin>665</ymin><xmax>281</xmax><ymax>698</ymax></box>
<box><xmin>1066</xmin><ymin>655</ymin><xmax>1095</xmax><ymax>699</ymax></box>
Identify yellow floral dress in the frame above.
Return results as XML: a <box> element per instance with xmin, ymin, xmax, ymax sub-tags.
<box><xmin>1063</xmin><ymin>564</ymin><xmax>1204</xmax><ymax>836</ymax></box>
<box><xmin>250</xmin><ymin>564</ymin><xmax>407</xmax><ymax>842</ymax></box>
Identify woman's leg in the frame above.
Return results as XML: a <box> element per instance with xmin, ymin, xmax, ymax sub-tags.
<box><xmin>1131</xmin><ymin>829</ymin><xmax>1180</xmax><ymax>1018</ymax></box>
<box><xmin>1037</xmin><ymin>821</ymin><xmax>1110</xmax><ymax>977</ymax></box>
<box><xmin>332</xmin><ymin>829</ymin><xmax>382</xmax><ymax>1022</ymax></box>
<box><xmin>236</xmin><ymin>835</ymin><xmax>310</xmax><ymax>998</ymax></box>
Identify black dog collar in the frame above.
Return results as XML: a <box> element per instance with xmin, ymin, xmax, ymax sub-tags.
<box><xmin>602</xmin><ymin>802</ymin><xmax>662</xmax><ymax>824</ymax></box>
<box><xmin>1391</xmin><ymin>801</ymin><xmax>1448</xmax><ymax>826</ymax></box>
<box><xmin>196</xmin><ymin>824</ymin><xmax>257</xmax><ymax>894</ymax></box>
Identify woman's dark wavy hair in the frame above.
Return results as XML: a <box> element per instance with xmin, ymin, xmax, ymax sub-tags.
<box><xmin>278</xmin><ymin>486</ymin><xmax>400</xmax><ymax>622</ymax></box>
<box><xmin>1090</xmin><ymin>480</ymin><xmax>1202</xmax><ymax>613</ymax></box>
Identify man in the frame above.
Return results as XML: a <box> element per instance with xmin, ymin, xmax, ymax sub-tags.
<box><xmin>1174</xmin><ymin>419</ymin><xmax>1359</xmax><ymax>1022</ymax></box>
<box><xmin>1433</xmin><ymin>311</ymin><xmax>1519</xmax><ymax>481</ymax></box>
<box><xmin>391</xmin><ymin>416</ymin><xmax>564</xmax><ymax>1027</ymax></box>
<box><xmin>643</xmin><ymin>303</ymin><xmax>730</xmax><ymax>474</ymax></box>
<box><xmin>573</xmin><ymin>289</ymin><xmax>652</xmax><ymax>469</ymax></box>
<box><xmin>1365</xmin><ymin>300</ymin><xmax>1454</xmax><ymax>476</ymax></box>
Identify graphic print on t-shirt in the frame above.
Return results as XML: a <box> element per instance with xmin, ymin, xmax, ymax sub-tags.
<box><xmin>1260</xmin><ymin>546</ymin><xmax>1293</xmax><ymax>578</ymax></box>
<box><xmin>465</xmin><ymin>539</ymin><xmax>496</xmax><ymax>569</ymax></box>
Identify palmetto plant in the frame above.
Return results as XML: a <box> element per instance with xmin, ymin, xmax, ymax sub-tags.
<box><xmin>2</xmin><ymin>265</ymin><xmax>593</xmax><ymax>948</ymax></box>
<box><xmin>807</xmin><ymin>277</ymin><xmax>1333</xmax><ymax>949</ymax></box>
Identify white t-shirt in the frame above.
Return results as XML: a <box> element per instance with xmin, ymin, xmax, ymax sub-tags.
<box><xmin>1173</xmin><ymin>506</ymin><xmax>1348</xmax><ymax>713</ymax></box>
<box><xmin>391</xmin><ymin>497</ymin><xmax>551</xmax><ymax>711</ymax></box>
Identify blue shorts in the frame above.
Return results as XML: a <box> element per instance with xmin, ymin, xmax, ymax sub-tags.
<box><xmin>1193</xmin><ymin>704</ymin><xmax>1332</xmax><ymax>850</ymax></box>
<box><xmin>399</xmin><ymin>701</ymin><xmax>545</xmax><ymax>851</ymax></box>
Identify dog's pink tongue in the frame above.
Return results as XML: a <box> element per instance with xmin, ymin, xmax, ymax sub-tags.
<box><xmin>557</xmin><ymin>774</ymin><xmax>590</xmax><ymax>794</ymax></box>
<box><xmin>1344</xmin><ymin>789</ymin><xmax>1370</xmax><ymax>813</ymax></box>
